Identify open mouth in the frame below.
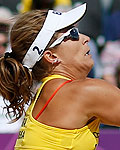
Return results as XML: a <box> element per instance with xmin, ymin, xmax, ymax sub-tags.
<box><xmin>85</xmin><ymin>50</ymin><xmax>90</xmax><ymax>56</ymax></box>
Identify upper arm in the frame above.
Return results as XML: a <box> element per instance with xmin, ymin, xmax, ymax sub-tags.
<box><xmin>85</xmin><ymin>79</ymin><xmax>120</xmax><ymax>127</ymax></box>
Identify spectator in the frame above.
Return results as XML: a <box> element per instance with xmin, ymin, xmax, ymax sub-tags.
<box><xmin>0</xmin><ymin>6</ymin><xmax>23</xmax><ymax>135</ymax></box>
<box><xmin>0</xmin><ymin>6</ymin><xmax>13</xmax><ymax>57</ymax></box>
<box><xmin>20</xmin><ymin>0</ymin><xmax>72</xmax><ymax>12</ymax></box>
<box><xmin>54</xmin><ymin>0</ymin><xmax>72</xmax><ymax>11</ymax></box>
<box><xmin>101</xmin><ymin>11</ymin><xmax>120</xmax><ymax>86</ymax></box>
<box><xmin>0</xmin><ymin>32</ymin><xmax>8</xmax><ymax>57</ymax></box>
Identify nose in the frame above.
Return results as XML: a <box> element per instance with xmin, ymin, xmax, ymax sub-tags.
<box><xmin>80</xmin><ymin>34</ymin><xmax>90</xmax><ymax>45</ymax></box>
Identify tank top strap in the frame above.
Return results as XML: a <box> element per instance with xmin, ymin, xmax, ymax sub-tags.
<box><xmin>31</xmin><ymin>75</ymin><xmax>72</xmax><ymax>119</ymax></box>
<box><xmin>35</xmin><ymin>75</ymin><xmax>71</xmax><ymax>100</ymax></box>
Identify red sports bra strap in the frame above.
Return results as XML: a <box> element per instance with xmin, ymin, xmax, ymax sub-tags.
<box><xmin>35</xmin><ymin>80</ymin><xmax>72</xmax><ymax>120</ymax></box>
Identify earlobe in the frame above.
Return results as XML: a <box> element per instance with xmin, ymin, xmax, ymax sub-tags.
<box><xmin>52</xmin><ymin>58</ymin><xmax>61</xmax><ymax>65</ymax></box>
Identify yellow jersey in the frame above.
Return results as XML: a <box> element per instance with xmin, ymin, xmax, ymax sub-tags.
<box><xmin>15</xmin><ymin>75</ymin><xmax>100</xmax><ymax>150</ymax></box>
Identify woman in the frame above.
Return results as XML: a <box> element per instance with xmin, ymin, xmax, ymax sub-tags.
<box><xmin>0</xmin><ymin>3</ymin><xmax>120</xmax><ymax>150</ymax></box>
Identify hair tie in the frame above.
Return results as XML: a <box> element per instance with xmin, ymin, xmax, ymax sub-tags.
<box><xmin>4</xmin><ymin>52</ymin><xmax>13</xmax><ymax>59</ymax></box>
<box><xmin>23</xmin><ymin>64</ymin><xmax>32</xmax><ymax>72</ymax></box>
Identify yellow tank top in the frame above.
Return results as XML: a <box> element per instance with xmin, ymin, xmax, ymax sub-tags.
<box><xmin>15</xmin><ymin>75</ymin><xmax>100</xmax><ymax>150</ymax></box>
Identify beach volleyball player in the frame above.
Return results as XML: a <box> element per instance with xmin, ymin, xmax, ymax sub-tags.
<box><xmin>0</xmin><ymin>3</ymin><xmax>120</xmax><ymax>150</ymax></box>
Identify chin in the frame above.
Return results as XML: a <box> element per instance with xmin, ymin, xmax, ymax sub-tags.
<box><xmin>88</xmin><ymin>59</ymin><xmax>94</xmax><ymax>70</ymax></box>
<box><xmin>89</xmin><ymin>57</ymin><xmax>94</xmax><ymax>66</ymax></box>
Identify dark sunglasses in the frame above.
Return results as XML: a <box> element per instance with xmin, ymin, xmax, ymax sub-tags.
<box><xmin>49</xmin><ymin>27</ymin><xmax>79</xmax><ymax>48</ymax></box>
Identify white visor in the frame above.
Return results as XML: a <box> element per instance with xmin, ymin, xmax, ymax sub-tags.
<box><xmin>22</xmin><ymin>3</ymin><xmax>87</xmax><ymax>69</ymax></box>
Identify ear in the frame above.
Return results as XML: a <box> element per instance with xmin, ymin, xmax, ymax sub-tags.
<box><xmin>43</xmin><ymin>50</ymin><xmax>58</xmax><ymax>64</ymax></box>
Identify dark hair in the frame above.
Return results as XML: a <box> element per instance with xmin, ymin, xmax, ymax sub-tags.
<box><xmin>0</xmin><ymin>10</ymin><xmax>59</xmax><ymax>121</ymax></box>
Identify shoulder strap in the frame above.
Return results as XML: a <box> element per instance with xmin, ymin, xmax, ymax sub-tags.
<box><xmin>35</xmin><ymin>79</ymin><xmax>72</xmax><ymax>120</ymax></box>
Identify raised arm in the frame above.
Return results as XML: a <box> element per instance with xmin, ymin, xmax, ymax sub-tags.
<box><xmin>85</xmin><ymin>79</ymin><xmax>120</xmax><ymax>127</ymax></box>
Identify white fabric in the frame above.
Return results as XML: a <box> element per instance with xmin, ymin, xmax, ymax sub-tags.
<box><xmin>50</xmin><ymin>27</ymin><xmax>79</xmax><ymax>48</ymax></box>
<box><xmin>50</xmin><ymin>28</ymin><xmax>72</xmax><ymax>48</ymax></box>
<box><xmin>22</xmin><ymin>3</ymin><xmax>86</xmax><ymax>69</ymax></box>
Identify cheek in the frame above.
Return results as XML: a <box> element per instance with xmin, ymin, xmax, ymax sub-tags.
<box><xmin>74</xmin><ymin>50</ymin><xmax>94</xmax><ymax>69</ymax></box>
<box><xmin>56</xmin><ymin>43</ymin><xmax>73</xmax><ymax>58</ymax></box>
<box><xmin>56</xmin><ymin>40</ymin><xmax>83</xmax><ymax>62</ymax></box>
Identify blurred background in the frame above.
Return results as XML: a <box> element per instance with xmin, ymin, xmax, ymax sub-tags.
<box><xmin>0</xmin><ymin>0</ymin><xmax>120</xmax><ymax>150</ymax></box>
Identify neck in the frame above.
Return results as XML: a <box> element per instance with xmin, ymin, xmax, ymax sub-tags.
<box><xmin>52</xmin><ymin>63</ymin><xmax>90</xmax><ymax>80</ymax></box>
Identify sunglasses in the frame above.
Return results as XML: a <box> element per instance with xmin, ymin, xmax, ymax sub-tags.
<box><xmin>49</xmin><ymin>27</ymin><xmax>79</xmax><ymax>48</ymax></box>
<box><xmin>0</xmin><ymin>42</ymin><xmax>8</xmax><ymax>48</ymax></box>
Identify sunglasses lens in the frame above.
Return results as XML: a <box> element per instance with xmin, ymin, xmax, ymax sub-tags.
<box><xmin>70</xmin><ymin>28</ymin><xmax>79</xmax><ymax>40</ymax></box>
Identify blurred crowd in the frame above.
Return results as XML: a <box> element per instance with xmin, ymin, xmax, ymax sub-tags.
<box><xmin>0</xmin><ymin>0</ymin><xmax>120</xmax><ymax>132</ymax></box>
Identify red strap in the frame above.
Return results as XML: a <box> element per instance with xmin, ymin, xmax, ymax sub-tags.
<box><xmin>35</xmin><ymin>80</ymin><xmax>72</xmax><ymax>120</ymax></box>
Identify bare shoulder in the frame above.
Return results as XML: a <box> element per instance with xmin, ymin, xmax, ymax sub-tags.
<box><xmin>67</xmin><ymin>78</ymin><xmax>120</xmax><ymax>126</ymax></box>
<box><xmin>75</xmin><ymin>78</ymin><xmax>120</xmax><ymax>94</ymax></box>
<box><xmin>69</xmin><ymin>78</ymin><xmax>120</xmax><ymax>106</ymax></box>
<box><xmin>70</xmin><ymin>78</ymin><xmax>116</xmax><ymax>91</ymax></box>
<box><xmin>81</xmin><ymin>78</ymin><xmax>120</xmax><ymax>126</ymax></box>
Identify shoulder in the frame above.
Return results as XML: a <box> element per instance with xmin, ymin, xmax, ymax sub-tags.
<box><xmin>77</xmin><ymin>78</ymin><xmax>120</xmax><ymax>109</ymax></box>
<box><xmin>84</xmin><ymin>78</ymin><xmax>120</xmax><ymax>95</ymax></box>
<box><xmin>74</xmin><ymin>78</ymin><xmax>119</xmax><ymax>93</ymax></box>
<box><xmin>69</xmin><ymin>78</ymin><xmax>120</xmax><ymax>104</ymax></box>
<box><xmin>65</xmin><ymin>78</ymin><xmax>120</xmax><ymax>126</ymax></box>
<box><xmin>69</xmin><ymin>78</ymin><xmax>113</xmax><ymax>93</ymax></box>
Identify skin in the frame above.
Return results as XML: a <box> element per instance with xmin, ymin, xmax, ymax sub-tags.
<box><xmin>0</xmin><ymin>33</ymin><xmax>7</xmax><ymax>57</ymax></box>
<box><xmin>32</xmin><ymin>31</ymin><xmax>120</xmax><ymax>129</ymax></box>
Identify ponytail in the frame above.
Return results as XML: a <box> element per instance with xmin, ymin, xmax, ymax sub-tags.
<box><xmin>0</xmin><ymin>56</ymin><xmax>33</xmax><ymax>121</ymax></box>
<box><xmin>0</xmin><ymin>10</ymin><xmax>59</xmax><ymax>121</ymax></box>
